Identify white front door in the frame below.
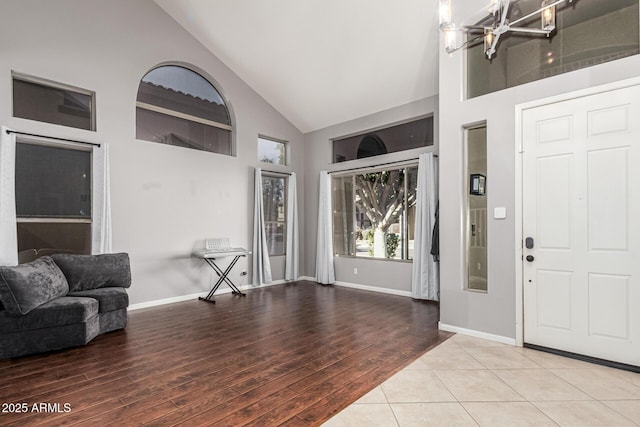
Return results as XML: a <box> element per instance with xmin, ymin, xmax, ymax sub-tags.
<box><xmin>522</xmin><ymin>84</ymin><xmax>640</xmax><ymax>367</ymax></box>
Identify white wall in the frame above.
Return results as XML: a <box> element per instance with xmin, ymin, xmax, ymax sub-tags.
<box><xmin>438</xmin><ymin>1</ymin><xmax>640</xmax><ymax>339</ymax></box>
<box><xmin>0</xmin><ymin>0</ymin><xmax>305</xmax><ymax>305</ymax></box>
<box><xmin>303</xmin><ymin>97</ymin><xmax>438</xmax><ymax>293</ymax></box>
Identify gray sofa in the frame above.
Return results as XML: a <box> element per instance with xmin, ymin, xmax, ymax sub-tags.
<box><xmin>0</xmin><ymin>253</ymin><xmax>131</xmax><ymax>359</ymax></box>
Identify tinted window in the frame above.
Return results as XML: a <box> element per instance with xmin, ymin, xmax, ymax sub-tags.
<box><xmin>13</xmin><ymin>76</ymin><xmax>95</xmax><ymax>131</ymax></box>
<box><xmin>333</xmin><ymin>116</ymin><xmax>433</xmax><ymax>163</ymax></box>
<box><xmin>136</xmin><ymin>65</ymin><xmax>233</xmax><ymax>155</ymax></box>
<box><xmin>16</xmin><ymin>143</ymin><xmax>91</xmax><ymax>218</ymax></box>
<box><xmin>467</xmin><ymin>0</ymin><xmax>639</xmax><ymax>98</ymax></box>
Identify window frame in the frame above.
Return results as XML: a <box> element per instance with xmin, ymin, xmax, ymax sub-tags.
<box><xmin>135</xmin><ymin>63</ymin><xmax>235</xmax><ymax>156</ymax></box>
<box><xmin>331</xmin><ymin>115</ymin><xmax>434</xmax><ymax>164</ymax></box>
<box><xmin>258</xmin><ymin>135</ymin><xmax>288</xmax><ymax>166</ymax></box>
<box><xmin>15</xmin><ymin>138</ymin><xmax>94</xmax><ymax>257</ymax></box>
<box><xmin>465</xmin><ymin>0</ymin><xmax>640</xmax><ymax>98</ymax></box>
<box><xmin>261</xmin><ymin>171</ymin><xmax>288</xmax><ymax>257</ymax></box>
<box><xmin>12</xmin><ymin>71</ymin><xmax>97</xmax><ymax>131</ymax></box>
<box><xmin>331</xmin><ymin>161</ymin><xmax>418</xmax><ymax>262</ymax></box>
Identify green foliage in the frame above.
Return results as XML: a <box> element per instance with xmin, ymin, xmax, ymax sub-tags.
<box><xmin>363</xmin><ymin>228</ymin><xmax>400</xmax><ymax>258</ymax></box>
<box><xmin>364</xmin><ymin>228</ymin><xmax>375</xmax><ymax>256</ymax></box>
<box><xmin>386</xmin><ymin>233</ymin><xmax>399</xmax><ymax>258</ymax></box>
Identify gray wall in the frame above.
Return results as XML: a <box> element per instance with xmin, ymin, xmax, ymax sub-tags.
<box><xmin>0</xmin><ymin>0</ymin><xmax>305</xmax><ymax>305</ymax></box>
<box><xmin>438</xmin><ymin>0</ymin><xmax>640</xmax><ymax>339</ymax></box>
<box><xmin>302</xmin><ymin>97</ymin><xmax>438</xmax><ymax>294</ymax></box>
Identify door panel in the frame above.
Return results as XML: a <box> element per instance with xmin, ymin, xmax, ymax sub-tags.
<box><xmin>537</xmin><ymin>270</ymin><xmax>572</xmax><ymax>330</ymax></box>
<box><xmin>523</xmin><ymin>84</ymin><xmax>640</xmax><ymax>367</ymax></box>
<box><xmin>537</xmin><ymin>155</ymin><xmax>573</xmax><ymax>250</ymax></box>
<box><xmin>587</xmin><ymin>148</ymin><xmax>628</xmax><ymax>251</ymax></box>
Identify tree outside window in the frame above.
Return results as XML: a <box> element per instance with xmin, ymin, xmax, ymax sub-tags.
<box><xmin>333</xmin><ymin>166</ymin><xmax>417</xmax><ymax>260</ymax></box>
<box><xmin>262</xmin><ymin>175</ymin><xmax>286</xmax><ymax>255</ymax></box>
<box><xmin>258</xmin><ymin>136</ymin><xmax>287</xmax><ymax>165</ymax></box>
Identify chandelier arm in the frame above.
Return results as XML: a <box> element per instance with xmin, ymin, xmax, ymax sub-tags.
<box><xmin>509</xmin><ymin>0</ymin><xmax>566</xmax><ymax>27</ymax></box>
<box><xmin>445</xmin><ymin>34</ymin><xmax>485</xmax><ymax>54</ymax></box>
<box><xmin>508</xmin><ymin>27</ymin><xmax>552</xmax><ymax>35</ymax></box>
<box><xmin>499</xmin><ymin>0</ymin><xmax>511</xmax><ymax>28</ymax></box>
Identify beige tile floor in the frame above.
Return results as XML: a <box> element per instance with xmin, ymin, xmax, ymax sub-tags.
<box><xmin>322</xmin><ymin>334</ymin><xmax>640</xmax><ymax>426</ymax></box>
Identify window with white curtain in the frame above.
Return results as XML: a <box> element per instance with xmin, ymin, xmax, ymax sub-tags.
<box><xmin>262</xmin><ymin>173</ymin><xmax>287</xmax><ymax>256</ymax></box>
<box><xmin>15</xmin><ymin>140</ymin><xmax>93</xmax><ymax>261</ymax></box>
<box><xmin>332</xmin><ymin>165</ymin><xmax>418</xmax><ymax>261</ymax></box>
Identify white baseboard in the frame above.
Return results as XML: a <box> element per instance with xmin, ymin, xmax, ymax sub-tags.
<box><xmin>129</xmin><ymin>292</ymin><xmax>207</xmax><ymax>310</ymax></box>
<box><xmin>286</xmin><ymin>276</ymin><xmax>412</xmax><ymax>298</ymax></box>
<box><xmin>438</xmin><ymin>322</ymin><xmax>517</xmax><ymax>346</ymax></box>
<box><xmin>334</xmin><ymin>280</ymin><xmax>412</xmax><ymax>298</ymax></box>
<box><xmin>129</xmin><ymin>279</ymin><xmax>293</xmax><ymax>311</ymax></box>
<box><xmin>129</xmin><ymin>277</ymin><xmax>410</xmax><ymax>311</ymax></box>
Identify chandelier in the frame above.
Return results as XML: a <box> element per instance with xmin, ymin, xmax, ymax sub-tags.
<box><xmin>439</xmin><ymin>0</ymin><xmax>574</xmax><ymax>59</ymax></box>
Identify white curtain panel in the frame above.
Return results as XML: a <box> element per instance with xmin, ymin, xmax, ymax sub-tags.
<box><xmin>315</xmin><ymin>170</ymin><xmax>335</xmax><ymax>284</ymax></box>
<box><xmin>92</xmin><ymin>142</ymin><xmax>113</xmax><ymax>254</ymax></box>
<box><xmin>411</xmin><ymin>152</ymin><xmax>439</xmax><ymax>300</ymax></box>
<box><xmin>0</xmin><ymin>126</ymin><xmax>18</xmax><ymax>266</ymax></box>
<box><xmin>252</xmin><ymin>168</ymin><xmax>272</xmax><ymax>285</ymax></box>
<box><xmin>285</xmin><ymin>172</ymin><xmax>299</xmax><ymax>280</ymax></box>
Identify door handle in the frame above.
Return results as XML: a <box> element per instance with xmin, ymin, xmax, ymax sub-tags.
<box><xmin>526</xmin><ymin>255</ymin><xmax>535</xmax><ymax>262</ymax></box>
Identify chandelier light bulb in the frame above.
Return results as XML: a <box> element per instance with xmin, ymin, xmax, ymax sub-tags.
<box><xmin>541</xmin><ymin>0</ymin><xmax>556</xmax><ymax>31</ymax></box>
<box><xmin>439</xmin><ymin>0</ymin><xmax>452</xmax><ymax>26</ymax></box>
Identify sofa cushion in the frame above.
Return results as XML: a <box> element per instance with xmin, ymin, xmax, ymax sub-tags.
<box><xmin>51</xmin><ymin>253</ymin><xmax>131</xmax><ymax>292</ymax></box>
<box><xmin>0</xmin><ymin>312</ymin><xmax>99</xmax><ymax>359</ymax></box>
<box><xmin>0</xmin><ymin>257</ymin><xmax>69</xmax><ymax>316</ymax></box>
<box><xmin>0</xmin><ymin>296</ymin><xmax>98</xmax><ymax>333</ymax></box>
<box><xmin>68</xmin><ymin>287</ymin><xmax>129</xmax><ymax>313</ymax></box>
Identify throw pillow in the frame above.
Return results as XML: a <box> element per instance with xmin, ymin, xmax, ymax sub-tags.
<box><xmin>0</xmin><ymin>256</ymin><xmax>70</xmax><ymax>315</ymax></box>
<box><xmin>51</xmin><ymin>253</ymin><xmax>131</xmax><ymax>292</ymax></box>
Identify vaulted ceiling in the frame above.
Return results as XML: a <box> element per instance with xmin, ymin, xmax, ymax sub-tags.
<box><xmin>154</xmin><ymin>0</ymin><xmax>440</xmax><ymax>133</ymax></box>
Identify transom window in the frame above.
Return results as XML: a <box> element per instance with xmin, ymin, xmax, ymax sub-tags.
<box><xmin>332</xmin><ymin>116</ymin><xmax>433</xmax><ymax>163</ymax></box>
<box><xmin>332</xmin><ymin>165</ymin><xmax>418</xmax><ymax>261</ymax></box>
<box><xmin>258</xmin><ymin>136</ymin><xmax>287</xmax><ymax>165</ymax></box>
<box><xmin>12</xmin><ymin>72</ymin><xmax>96</xmax><ymax>131</ymax></box>
<box><xmin>136</xmin><ymin>65</ymin><xmax>233</xmax><ymax>155</ymax></box>
<box><xmin>467</xmin><ymin>0</ymin><xmax>639</xmax><ymax>98</ymax></box>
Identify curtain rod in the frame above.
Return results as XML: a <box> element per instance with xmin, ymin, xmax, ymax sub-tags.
<box><xmin>261</xmin><ymin>169</ymin><xmax>293</xmax><ymax>177</ymax></box>
<box><xmin>328</xmin><ymin>154</ymin><xmax>438</xmax><ymax>175</ymax></box>
<box><xmin>5</xmin><ymin>129</ymin><xmax>101</xmax><ymax>148</ymax></box>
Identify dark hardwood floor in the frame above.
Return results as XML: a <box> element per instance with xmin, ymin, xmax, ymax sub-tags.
<box><xmin>0</xmin><ymin>281</ymin><xmax>451</xmax><ymax>426</ymax></box>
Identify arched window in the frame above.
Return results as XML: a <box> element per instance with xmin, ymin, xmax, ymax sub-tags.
<box><xmin>136</xmin><ymin>64</ymin><xmax>233</xmax><ymax>155</ymax></box>
<box><xmin>357</xmin><ymin>134</ymin><xmax>387</xmax><ymax>159</ymax></box>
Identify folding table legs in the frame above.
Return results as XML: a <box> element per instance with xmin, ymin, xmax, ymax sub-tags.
<box><xmin>198</xmin><ymin>255</ymin><xmax>247</xmax><ymax>303</ymax></box>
